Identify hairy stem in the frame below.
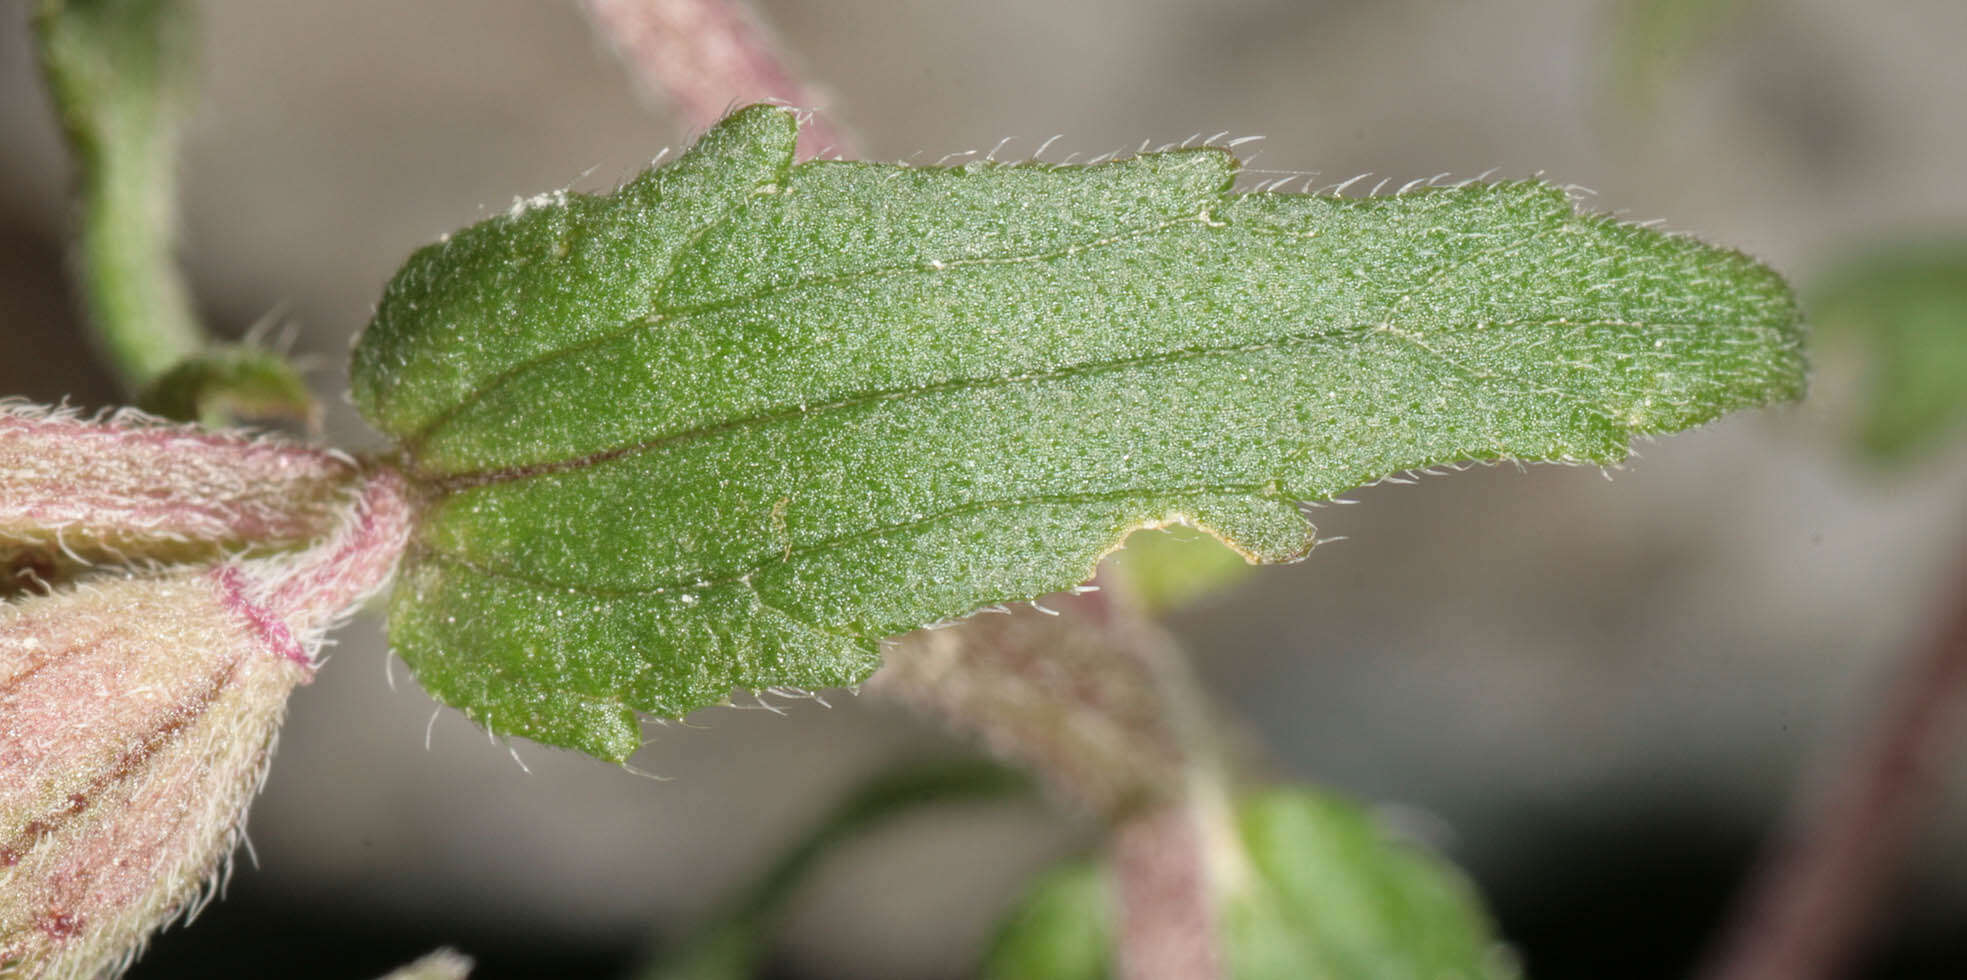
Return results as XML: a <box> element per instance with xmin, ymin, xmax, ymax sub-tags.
<box><xmin>1701</xmin><ymin>553</ymin><xmax>1967</xmax><ymax>980</ymax></box>
<box><xmin>35</xmin><ymin>0</ymin><xmax>206</xmax><ymax>391</ymax></box>
<box><xmin>876</xmin><ymin>584</ymin><xmax>1231</xmax><ymax>980</ymax></box>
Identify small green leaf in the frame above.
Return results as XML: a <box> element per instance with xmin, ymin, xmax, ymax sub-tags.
<box><xmin>353</xmin><ymin>104</ymin><xmax>1804</xmax><ymax>759</ymax></box>
<box><xmin>137</xmin><ymin>345</ymin><xmax>319</xmax><ymax>429</ymax></box>
<box><xmin>1809</xmin><ymin>239</ymin><xmax>1967</xmax><ymax>462</ymax></box>
<box><xmin>984</xmin><ymin>788</ymin><xmax>1518</xmax><ymax>980</ymax></box>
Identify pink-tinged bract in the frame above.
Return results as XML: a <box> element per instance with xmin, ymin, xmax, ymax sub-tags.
<box><xmin>0</xmin><ymin>470</ymin><xmax>409</xmax><ymax>979</ymax></box>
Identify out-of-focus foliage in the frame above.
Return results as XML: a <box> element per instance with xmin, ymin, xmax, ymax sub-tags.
<box><xmin>985</xmin><ymin>788</ymin><xmax>1519</xmax><ymax>980</ymax></box>
<box><xmin>982</xmin><ymin>863</ymin><xmax>1113</xmax><ymax>980</ymax></box>
<box><xmin>1113</xmin><ymin>527</ymin><xmax>1260</xmax><ymax>616</ymax></box>
<box><xmin>636</xmin><ymin>761</ymin><xmax>1027</xmax><ymax>980</ymax></box>
<box><xmin>373</xmin><ymin>949</ymin><xmax>474</xmax><ymax>980</ymax></box>
<box><xmin>1603</xmin><ymin>0</ymin><xmax>1752</xmax><ymax>117</ymax></box>
<box><xmin>1811</xmin><ymin>240</ymin><xmax>1967</xmax><ymax>462</ymax></box>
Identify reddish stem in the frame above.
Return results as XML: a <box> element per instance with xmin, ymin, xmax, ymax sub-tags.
<box><xmin>581</xmin><ymin>0</ymin><xmax>856</xmax><ymax>158</ymax></box>
<box><xmin>873</xmin><ymin>582</ymin><xmax>1228</xmax><ymax>980</ymax></box>
<box><xmin>1113</xmin><ymin>801</ymin><xmax>1223</xmax><ymax>980</ymax></box>
<box><xmin>1701</xmin><ymin>555</ymin><xmax>1967</xmax><ymax>980</ymax></box>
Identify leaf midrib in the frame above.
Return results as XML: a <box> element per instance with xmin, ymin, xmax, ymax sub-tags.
<box><xmin>414</xmin><ymin>237</ymin><xmax>1751</xmax><ymax>491</ymax></box>
<box><xmin>415</xmin><ymin>481</ymin><xmax>1291</xmax><ymax>600</ymax></box>
<box><xmin>406</xmin><ymin>188</ymin><xmax>1694</xmax><ymax>482</ymax></box>
<box><xmin>420</xmin><ymin>302</ymin><xmax>1708</xmax><ymax>495</ymax></box>
<box><xmin>419</xmin><ymin>302</ymin><xmax>1777</xmax><ymax>597</ymax></box>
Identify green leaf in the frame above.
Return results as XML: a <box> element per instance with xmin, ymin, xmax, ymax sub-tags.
<box><xmin>137</xmin><ymin>344</ymin><xmax>319</xmax><ymax>429</ymax></box>
<box><xmin>1809</xmin><ymin>239</ymin><xmax>1967</xmax><ymax>462</ymax></box>
<box><xmin>984</xmin><ymin>788</ymin><xmax>1518</xmax><ymax>980</ymax></box>
<box><xmin>352</xmin><ymin>104</ymin><xmax>1804</xmax><ymax>760</ymax></box>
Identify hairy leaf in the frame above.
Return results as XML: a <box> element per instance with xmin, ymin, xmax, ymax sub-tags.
<box><xmin>983</xmin><ymin>788</ymin><xmax>1518</xmax><ymax>980</ymax></box>
<box><xmin>353</xmin><ymin>104</ymin><xmax>1804</xmax><ymax>759</ymax></box>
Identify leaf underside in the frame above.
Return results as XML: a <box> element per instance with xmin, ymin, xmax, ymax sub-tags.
<box><xmin>352</xmin><ymin>105</ymin><xmax>1804</xmax><ymax>760</ymax></box>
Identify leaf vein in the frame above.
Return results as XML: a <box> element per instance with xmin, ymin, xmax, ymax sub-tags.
<box><xmin>428</xmin><ymin>316</ymin><xmax>1705</xmax><ymax>490</ymax></box>
<box><xmin>418</xmin><ymin>482</ymin><xmax>1290</xmax><ymax>601</ymax></box>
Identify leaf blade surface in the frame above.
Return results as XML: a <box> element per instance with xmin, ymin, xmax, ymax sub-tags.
<box><xmin>354</xmin><ymin>105</ymin><xmax>1804</xmax><ymax>759</ymax></box>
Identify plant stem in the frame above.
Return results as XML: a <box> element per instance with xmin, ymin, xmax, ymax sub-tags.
<box><xmin>634</xmin><ymin>760</ymin><xmax>1028</xmax><ymax>980</ymax></box>
<box><xmin>876</xmin><ymin>585</ymin><xmax>1232</xmax><ymax>980</ymax></box>
<box><xmin>1701</xmin><ymin>554</ymin><xmax>1967</xmax><ymax>980</ymax></box>
<box><xmin>581</xmin><ymin>0</ymin><xmax>855</xmax><ymax>157</ymax></box>
<box><xmin>873</xmin><ymin>588</ymin><xmax>1195</xmax><ymax>821</ymax></box>
<box><xmin>72</xmin><ymin>104</ymin><xmax>204</xmax><ymax>386</ymax></box>
<box><xmin>35</xmin><ymin>0</ymin><xmax>206</xmax><ymax>392</ymax></box>
<box><xmin>1113</xmin><ymin>800</ymin><xmax>1225</xmax><ymax>980</ymax></box>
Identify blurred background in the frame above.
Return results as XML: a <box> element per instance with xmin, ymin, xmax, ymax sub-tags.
<box><xmin>4</xmin><ymin>0</ymin><xmax>1967</xmax><ymax>976</ymax></box>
